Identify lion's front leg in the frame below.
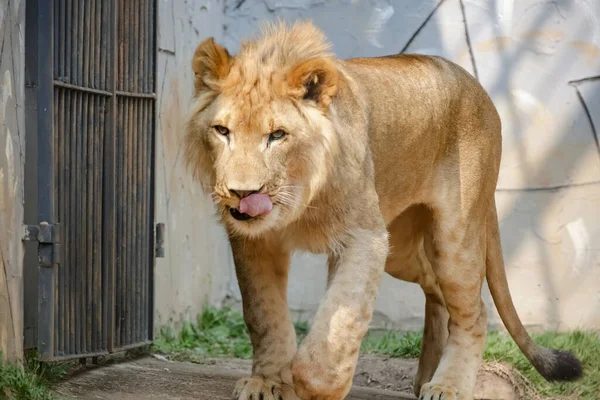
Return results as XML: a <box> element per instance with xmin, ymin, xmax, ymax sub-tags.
<box><xmin>292</xmin><ymin>227</ymin><xmax>389</xmax><ymax>400</ymax></box>
<box><xmin>230</xmin><ymin>235</ymin><xmax>299</xmax><ymax>400</ymax></box>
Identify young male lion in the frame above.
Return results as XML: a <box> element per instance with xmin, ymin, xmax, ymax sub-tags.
<box><xmin>185</xmin><ymin>21</ymin><xmax>582</xmax><ymax>400</ymax></box>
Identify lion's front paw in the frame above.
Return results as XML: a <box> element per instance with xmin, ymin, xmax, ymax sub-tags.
<box><xmin>233</xmin><ymin>377</ymin><xmax>300</xmax><ymax>400</ymax></box>
<box><xmin>291</xmin><ymin>359</ymin><xmax>352</xmax><ymax>400</ymax></box>
<box><xmin>418</xmin><ymin>383</ymin><xmax>458</xmax><ymax>400</ymax></box>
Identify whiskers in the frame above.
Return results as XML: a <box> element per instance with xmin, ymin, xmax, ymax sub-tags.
<box><xmin>275</xmin><ymin>185</ymin><xmax>317</xmax><ymax>210</ymax></box>
<box><xmin>209</xmin><ymin>191</ymin><xmax>222</xmax><ymax>205</ymax></box>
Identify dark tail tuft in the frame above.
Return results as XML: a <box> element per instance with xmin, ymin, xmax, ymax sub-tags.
<box><xmin>533</xmin><ymin>348</ymin><xmax>583</xmax><ymax>382</ymax></box>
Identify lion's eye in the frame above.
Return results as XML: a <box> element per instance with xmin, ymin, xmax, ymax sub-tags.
<box><xmin>213</xmin><ymin>125</ymin><xmax>230</xmax><ymax>136</ymax></box>
<box><xmin>269</xmin><ymin>129</ymin><xmax>287</xmax><ymax>141</ymax></box>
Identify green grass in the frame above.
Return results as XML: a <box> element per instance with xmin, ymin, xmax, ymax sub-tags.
<box><xmin>154</xmin><ymin>307</ymin><xmax>600</xmax><ymax>399</ymax></box>
<box><xmin>483</xmin><ymin>330</ymin><xmax>599</xmax><ymax>399</ymax></box>
<box><xmin>361</xmin><ymin>330</ymin><xmax>423</xmax><ymax>358</ymax></box>
<box><xmin>154</xmin><ymin>306</ymin><xmax>253</xmax><ymax>361</ymax></box>
<box><xmin>0</xmin><ymin>352</ymin><xmax>70</xmax><ymax>400</ymax></box>
<box><xmin>154</xmin><ymin>307</ymin><xmax>310</xmax><ymax>362</ymax></box>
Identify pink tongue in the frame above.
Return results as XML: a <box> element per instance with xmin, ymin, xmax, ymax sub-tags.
<box><xmin>238</xmin><ymin>193</ymin><xmax>273</xmax><ymax>217</ymax></box>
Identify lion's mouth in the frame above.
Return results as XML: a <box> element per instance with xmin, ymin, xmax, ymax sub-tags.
<box><xmin>228</xmin><ymin>193</ymin><xmax>273</xmax><ymax>222</ymax></box>
<box><xmin>229</xmin><ymin>207</ymin><xmax>254</xmax><ymax>221</ymax></box>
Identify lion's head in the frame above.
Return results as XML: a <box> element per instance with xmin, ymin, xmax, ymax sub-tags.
<box><xmin>185</xmin><ymin>21</ymin><xmax>341</xmax><ymax>237</ymax></box>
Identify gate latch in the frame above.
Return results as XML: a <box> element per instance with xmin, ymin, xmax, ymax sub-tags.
<box><xmin>155</xmin><ymin>223</ymin><xmax>165</xmax><ymax>258</ymax></box>
<box><xmin>22</xmin><ymin>222</ymin><xmax>61</xmax><ymax>267</ymax></box>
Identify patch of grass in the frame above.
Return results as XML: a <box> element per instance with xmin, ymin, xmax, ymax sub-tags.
<box><xmin>0</xmin><ymin>352</ymin><xmax>69</xmax><ymax>400</ymax></box>
<box><xmin>153</xmin><ymin>307</ymin><xmax>315</xmax><ymax>362</ymax></box>
<box><xmin>154</xmin><ymin>306</ymin><xmax>253</xmax><ymax>361</ymax></box>
<box><xmin>154</xmin><ymin>307</ymin><xmax>600</xmax><ymax>399</ymax></box>
<box><xmin>483</xmin><ymin>330</ymin><xmax>599</xmax><ymax>399</ymax></box>
<box><xmin>361</xmin><ymin>330</ymin><xmax>422</xmax><ymax>358</ymax></box>
<box><xmin>362</xmin><ymin>329</ymin><xmax>599</xmax><ymax>399</ymax></box>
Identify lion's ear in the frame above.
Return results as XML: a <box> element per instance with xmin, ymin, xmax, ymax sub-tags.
<box><xmin>192</xmin><ymin>37</ymin><xmax>233</xmax><ymax>96</ymax></box>
<box><xmin>286</xmin><ymin>58</ymin><xmax>338</xmax><ymax>110</ymax></box>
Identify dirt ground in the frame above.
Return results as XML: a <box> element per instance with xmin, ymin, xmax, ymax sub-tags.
<box><xmin>53</xmin><ymin>355</ymin><xmax>521</xmax><ymax>400</ymax></box>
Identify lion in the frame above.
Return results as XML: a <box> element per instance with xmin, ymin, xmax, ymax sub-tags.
<box><xmin>184</xmin><ymin>21</ymin><xmax>582</xmax><ymax>400</ymax></box>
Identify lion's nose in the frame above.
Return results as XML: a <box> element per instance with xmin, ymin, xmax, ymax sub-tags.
<box><xmin>229</xmin><ymin>188</ymin><xmax>261</xmax><ymax>199</ymax></box>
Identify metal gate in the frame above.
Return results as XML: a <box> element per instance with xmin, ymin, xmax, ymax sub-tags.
<box><xmin>24</xmin><ymin>0</ymin><xmax>159</xmax><ymax>361</ymax></box>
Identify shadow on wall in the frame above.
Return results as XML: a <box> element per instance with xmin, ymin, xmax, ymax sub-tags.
<box><xmin>469</xmin><ymin>0</ymin><xmax>600</xmax><ymax>330</ymax></box>
<box><xmin>215</xmin><ymin>0</ymin><xmax>600</xmax><ymax>331</ymax></box>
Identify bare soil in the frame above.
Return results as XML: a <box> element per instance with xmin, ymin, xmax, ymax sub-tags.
<box><xmin>53</xmin><ymin>355</ymin><xmax>520</xmax><ymax>400</ymax></box>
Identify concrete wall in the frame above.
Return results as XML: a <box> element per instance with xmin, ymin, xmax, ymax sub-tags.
<box><xmin>0</xmin><ymin>0</ymin><xmax>25</xmax><ymax>362</ymax></box>
<box><xmin>154</xmin><ymin>0</ymin><xmax>234</xmax><ymax>328</ymax></box>
<box><xmin>156</xmin><ymin>0</ymin><xmax>600</xmax><ymax>332</ymax></box>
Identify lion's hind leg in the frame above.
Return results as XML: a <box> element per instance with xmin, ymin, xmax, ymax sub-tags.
<box><xmin>384</xmin><ymin>205</ymin><xmax>450</xmax><ymax>397</ymax></box>
<box><xmin>416</xmin><ymin>163</ymin><xmax>497</xmax><ymax>399</ymax></box>
<box><xmin>417</xmin><ymin>205</ymin><xmax>488</xmax><ymax>400</ymax></box>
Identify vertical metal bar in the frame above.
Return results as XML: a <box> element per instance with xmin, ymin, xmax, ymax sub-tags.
<box><xmin>94</xmin><ymin>97</ymin><xmax>107</xmax><ymax>351</ymax></box>
<box><xmin>141</xmin><ymin>99</ymin><xmax>148</xmax><ymax>342</ymax></box>
<box><xmin>71</xmin><ymin>0</ymin><xmax>79</xmax><ymax>85</ymax></box>
<box><xmin>53</xmin><ymin>89</ymin><xmax>59</xmax><ymax>352</ymax></box>
<box><xmin>127</xmin><ymin>0</ymin><xmax>132</xmax><ymax>93</ymax></box>
<box><xmin>84</xmin><ymin>0</ymin><xmax>91</xmax><ymax>87</ymax></box>
<box><xmin>147</xmin><ymin>0</ymin><xmax>152</xmax><ymax>94</ymax></box>
<box><xmin>93</xmin><ymin>96</ymin><xmax>100</xmax><ymax>354</ymax></box>
<box><xmin>94</xmin><ymin>96</ymin><xmax>103</xmax><ymax>352</ymax></box>
<box><xmin>129</xmin><ymin>97</ymin><xmax>135</xmax><ymax>346</ymax></box>
<box><xmin>62</xmin><ymin>88</ymin><xmax>71</xmax><ymax>357</ymax></box>
<box><xmin>128</xmin><ymin>0</ymin><xmax>133</xmax><ymax>92</ymax></box>
<box><xmin>131</xmin><ymin>99</ymin><xmax>137</xmax><ymax>344</ymax></box>
<box><xmin>85</xmin><ymin>94</ymin><xmax>93</xmax><ymax>353</ymax></box>
<box><xmin>140</xmin><ymin>100</ymin><xmax>149</xmax><ymax>339</ymax></box>
<box><xmin>93</xmin><ymin>0</ymin><xmax>100</xmax><ymax>89</ymax></box>
<box><xmin>125</xmin><ymin>97</ymin><xmax>133</xmax><ymax>346</ymax></box>
<box><xmin>100</xmin><ymin>0</ymin><xmax>108</xmax><ymax>352</ymax></box>
<box><xmin>140</xmin><ymin>0</ymin><xmax>147</xmax><ymax>339</ymax></box>
<box><xmin>117</xmin><ymin>96</ymin><xmax>124</xmax><ymax>348</ymax></box>
<box><xmin>100</xmin><ymin>0</ymin><xmax>108</xmax><ymax>90</ymax></box>
<box><xmin>134</xmin><ymin>0</ymin><xmax>140</xmax><ymax>93</ymax></box>
<box><xmin>146</xmin><ymin>99</ymin><xmax>152</xmax><ymax>340</ymax></box>
<box><xmin>115</xmin><ymin>97</ymin><xmax>123</xmax><ymax>349</ymax></box>
<box><xmin>148</xmin><ymin>0</ymin><xmax>157</xmax><ymax>341</ymax></box>
<box><xmin>132</xmin><ymin>99</ymin><xmax>138</xmax><ymax>343</ymax></box>
<box><xmin>81</xmin><ymin>92</ymin><xmax>87</xmax><ymax>355</ymax></box>
<box><xmin>65</xmin><ymin>0</ymin><xmax>72</xmax><ymax>82</ymax></box>
<box><xmin>78</xmin><ymin>0</ymin><xmax>85</xmax><ymax>86</ymax></box>
<box><xmin>140</xmin><ymin>0</ymin><xmax>147</xmax><ymax>93</ymax></box>
<box><xmin>53</xmin><ymin>0</ymin><xmax>59</xmax><ymax>80</ymax></box>
<box><xmin>122</xmin><ymin>0</ymin><xmax>129</xmax><ymax>92</ymax></box>
<box><xmin>58</xmin><ymin>0</ymin><xmax>65</xmax><ymax>81</ymax></box>
<box><xmin>57</xmin><ymin>88</ymin><xmax>66</xmax><ymax>355</ymax></box>
<box><xmin>69</xmin><ymin>90</ymin><xmax>77</xmax><ymax>357</ymax></box>
<box><xmin>122</xmin><ymin>96</ymin><xmax>129</xmax><ymax>348</ymax></box>
<box><xmin>117</xmin><ymin>0</ymin><xmax>123</xmax><ymax>92</ymax></box>
<box><xmin>89</xmin><ymin>0</ymin><xmax>96</xmax><ymax>88</ymax></box>
<box><xmin>132</xmin><ymin>98</ymin><xmax>139</xmax><ymax>344</ymax></box>
<box><xmin>135</xmin><ymin>99</ymin><xmax>143</xmax><ymax>342</ymax></box>
<box><xmin>32</xmin><ymin>0</ymin><xmax>56</xmax><ymax>360</ymax></box>
<box><xmin>138</xmin><ymin>100</ymin><xmax>145</xmax><ymax>341</ymax></box>
<box><xmin>75</xmin><ymin>90</ymin><xmax>83</xmax><ymax>355</ymax></box>
<box><xmin>89</xmin><ymin>95</ymin><xmax>95</xmax><ymax>353</ymax></box>
<box><xmin>105</xmin><ymin>0</ymin><xmax>118</xmax><ymax>353</ymax></box>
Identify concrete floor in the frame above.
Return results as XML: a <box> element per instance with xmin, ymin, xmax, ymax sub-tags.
<box><xmin>53</xmin><ymin>356</ymin><xmax>519</xmax><ymax>400</ymax></box>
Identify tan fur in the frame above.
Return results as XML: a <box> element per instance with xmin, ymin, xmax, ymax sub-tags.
<box><xmin>185</xmin><ymin>21</ymin><xmax>581</xmax><ymax>400</ymax></box>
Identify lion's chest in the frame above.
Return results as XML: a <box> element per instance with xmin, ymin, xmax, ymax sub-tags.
<box><xmin>282</xmin><ymin>216</ymin><xmax>343</xmax><ymax>255</ymax></box>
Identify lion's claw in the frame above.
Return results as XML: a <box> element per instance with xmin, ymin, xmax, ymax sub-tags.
<box><xmin>418</xmin><ymin>383</ymin><xmax>458</xmax><ymax>400</ymax></box>
<box><xmin>233</xmin><ymin>377</ymin><xmax>299</xmax><ymax>400</ymax></box>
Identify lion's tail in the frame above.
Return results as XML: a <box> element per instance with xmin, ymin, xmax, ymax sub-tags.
<box><xmin>485</xmin><ymin>199</ymin><xmax>583</xmax><ymax>382</ymax></box>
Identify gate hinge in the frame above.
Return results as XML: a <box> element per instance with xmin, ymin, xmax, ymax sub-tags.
<box><xmin>22</xmin><ymin>222</ymin><xmax>62</xmax><ymax>267</ymax></box>
<box><xmin>155</xmin><ymin>223</ymin><xmax>165</xmax><ymax>258</ymax></box>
